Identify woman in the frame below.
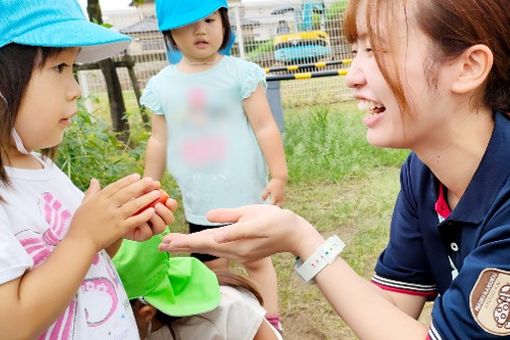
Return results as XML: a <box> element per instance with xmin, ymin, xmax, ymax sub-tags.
<box><xmin>160</xmin><ymin>0</ymin><xmax>510</xmax><ymax>338</ymax></box>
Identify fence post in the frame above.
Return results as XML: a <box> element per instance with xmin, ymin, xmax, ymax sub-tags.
<box><xmin>232</xmin><ymin>4</ymin><xmax>246</xmax><ymax>59</ymax></box>
<box><xmin>77</xmin><ymin>71</ymin><xmax>94</xmax><ymax>114</ymax></box>
<box><xmin>123</xmin><ymin>54</ymin><xmax>150</xmax><ymax>125</ymax></box>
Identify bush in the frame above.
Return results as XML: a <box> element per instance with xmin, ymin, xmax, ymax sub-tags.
<box><xmin>56</xmin><ymin>108</ymin><xmax>147</xmax><ymax>191</ymax></box>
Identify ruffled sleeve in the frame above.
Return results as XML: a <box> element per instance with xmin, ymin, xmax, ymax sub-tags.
<box><xmin>240</xmin><ymin>62</ymin><xmax>267</xmax><ymax>100</ymax></box>
<box><xmin>140</xmin><ymin>78</ymin><xmax>164</xmax><ymax>115</ymax></box>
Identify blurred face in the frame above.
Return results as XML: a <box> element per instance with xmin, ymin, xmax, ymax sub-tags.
<box><xmin>171</xmin><ymin>11</ymin><xmax>225</xmax><ymax>63</ymax></box>
<box><xmin>345</xmin><ymin>0</ymin><xmax>454</xmax><ymax>150</ymax></box>
<box><xmin>14</xmin><ymin>48</ymin><xmax>80</xmax><ymax>152</ymax></box>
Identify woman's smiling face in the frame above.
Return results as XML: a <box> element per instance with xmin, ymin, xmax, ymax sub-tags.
<box><xmin>345</xmin><ymin>0</ymin><xmax>459</xmax><ymax>150</ymax></box>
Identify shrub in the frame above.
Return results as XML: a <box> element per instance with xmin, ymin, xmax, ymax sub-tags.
<box><xmin>56</xmin><ymin>108</ymin><xmax>146</xmax><ymax>191</ymax></box>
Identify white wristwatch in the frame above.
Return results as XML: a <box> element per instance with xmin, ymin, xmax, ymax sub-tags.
<box><xmin>294</xmin><ymin>235</ymin><xmax>345</xmax><ymax>282</ymax></box>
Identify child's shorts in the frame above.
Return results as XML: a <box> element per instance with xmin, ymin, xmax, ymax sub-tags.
<box><xmin>188</xmin><ymin>222</ymin><xmax>228</xmax><ymax>262</ymax></box>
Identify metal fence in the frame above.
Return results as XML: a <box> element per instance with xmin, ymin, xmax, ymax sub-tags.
<box><xmin>78</xmin><ymin>1</ymin><xmax>353</xmax><ymax>110</ymax></box>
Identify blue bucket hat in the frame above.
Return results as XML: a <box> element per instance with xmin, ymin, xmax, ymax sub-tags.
<box><xmin>155</xmin><ymin>0</ymin><xmax>229</xmax><ymax>31</ymax></box>
<box><xmin>155</xmin><ymin>0</ymin><xmax>234</xmax><ymax>64</ymax></box>
<box><xmin>0</xmin><ymin>0</ymin><xmax>131</xmax><ymax>63</ymax></box>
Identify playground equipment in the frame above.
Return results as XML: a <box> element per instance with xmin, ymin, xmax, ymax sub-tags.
<box><xmin>271</xmin><ymin>1</ymin><xmax>332</xmax><ymax>64</ymax></box>
<box><xmin>264</xmin><ymin>59</ymin><xmax>351</xmax><ymax>74</ymax></box>
<box><xmin>265</xmin><ymin>59</ymin><xmax>351</xmax><ymax>133</ymax></box>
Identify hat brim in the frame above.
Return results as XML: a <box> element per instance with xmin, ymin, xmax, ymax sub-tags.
<box><xmin>159</xmin><ymin>4</ymin><xmax>226</xmax><ymax>31</ymax></box>
<box><xmin>144</xmin><ymin>257</ymin><xmax>220</xmax><ymax>317</ymax></box>
<box><xmin>12</xmin><ymin>19</ymin><xmax>131</xmax><ymax>63</ymax></box>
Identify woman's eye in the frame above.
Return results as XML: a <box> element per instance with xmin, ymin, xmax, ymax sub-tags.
<box><xmin>205</xmin><ymin>18</ymin><xmax>215</xmax><ymax>23</ymax></box>
<box><xmin>351</xmin><ymin>49</ymin><xmax>358</xmax><ymax>57</ymax></box>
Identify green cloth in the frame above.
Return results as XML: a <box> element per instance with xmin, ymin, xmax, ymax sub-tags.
<box><xmin>113</xmin><ymin>234</ymin><xmax>220</xmax><ymax>317</ymax></box>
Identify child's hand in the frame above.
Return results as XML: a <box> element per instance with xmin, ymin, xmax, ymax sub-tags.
<box><xmin>125</xmin><ymin>194</ymin><xmax>178</xmax><ymax>242</ymax></box>
<box><xmin>67</xmin><ymin>174</ymin><xmax>168</xmax><ymax>252</ymax></box>
<box><xmin>261</xmin><ymin>178</ymin><xmax>286</xmax><ymax>207</ymax></box>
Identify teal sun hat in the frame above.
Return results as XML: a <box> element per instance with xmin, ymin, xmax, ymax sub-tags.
<box><xmin>155</xmin><ymin>0</ymin><xmax>229</xmax><ymax>31</ymax></box>
<box><xmin>113</xmin><ymin>234</ymin><xmax>221</xmax><ymax>317</ymax></box>
<box><xmin>154</xmin><ymin>0</ymin><xmax>235</xmax><ymax>64</ymax></box>
<box><xmin>0</xmin><ymin>0</ymin><xmax>131</xmax><ymax>63</ymax></box>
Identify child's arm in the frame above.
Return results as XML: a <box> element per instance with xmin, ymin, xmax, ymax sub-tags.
<box><xmin>0</xmin><ymin>175</ymin><xmax>171</xmax><ymax>338</ymax></box>
<box><xmin>0</xmin><ymin>234</ymin><xmax>99</xmax><ymax>338</ymax></box>
<box><xmin>243</xmin><ymin>85</ymin><xmax>288</xmax><ymax>206</ymax></box>
<box><xmin>144</xmin><ymin>114</ymin><xmax>168</xmax><ymax>181</ymax></box>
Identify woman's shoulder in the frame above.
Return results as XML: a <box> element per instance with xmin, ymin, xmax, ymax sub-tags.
<box><xmin>399</xmin><ymin>152</ymin><xmax>435</xmax><ymax>196</ymax></box>
<box><xmin>401</xmin><ymin>152</ymin><xmax>429</xmax><ymax>177</ymax></box>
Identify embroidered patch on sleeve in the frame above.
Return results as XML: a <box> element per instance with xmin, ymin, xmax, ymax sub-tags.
<box><xmin>470</xmin><ymin>268</ymin><xmax>510</xmax><ymax>335</ymax></box>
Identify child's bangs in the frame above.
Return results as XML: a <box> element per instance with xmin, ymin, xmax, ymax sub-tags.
<box><xmin>34</xmin><ymin>47</ymin><xmax>65</xmax><ymax>68</ymax></box>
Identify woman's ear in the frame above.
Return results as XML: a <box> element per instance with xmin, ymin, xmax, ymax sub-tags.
<box><xmin>450</xmin><ymin>44</ymin><xmax>493</xmax><ymax>94</ymax></box>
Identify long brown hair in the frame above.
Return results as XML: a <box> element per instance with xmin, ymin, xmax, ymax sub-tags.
<box><xmin>343</xmin><ymin>0</ymin><xmax>510</xmax><ymax>113</ymax></box>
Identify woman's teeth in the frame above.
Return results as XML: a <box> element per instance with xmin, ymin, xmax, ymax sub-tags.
<box><xmin>358</xmin><ymin>100</ymin><xmax>386</xmax><ymax>114</ymax></box>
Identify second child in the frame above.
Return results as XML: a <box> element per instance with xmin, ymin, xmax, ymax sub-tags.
<box><xmin>142</xmin><ymin>0</ymin><xmax>288</xmax><ymax>331</ymax></box>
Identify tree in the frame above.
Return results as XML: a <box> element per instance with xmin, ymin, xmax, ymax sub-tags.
<box><xmin>87</xmin><ymin>0</ymin><xmax>130</xmax><ymax>143</ymax></box>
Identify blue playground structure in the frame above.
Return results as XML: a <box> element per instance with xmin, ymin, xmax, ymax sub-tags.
<box><xmin>271</xmin><ymin>1</ymin><xmax>332</xmax><ymax>64</ymax></box>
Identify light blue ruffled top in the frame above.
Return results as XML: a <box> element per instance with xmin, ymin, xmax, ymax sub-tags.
<box><xmin>141</xmin><ymin>56</ymin><xmax>268</xmax><ymax>225</ymax></box>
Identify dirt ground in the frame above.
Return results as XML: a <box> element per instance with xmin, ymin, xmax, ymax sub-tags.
<box><xmin>270</xmin><ymin>167</ymin><xmax>435</xmax><ymax>339</ymax></box>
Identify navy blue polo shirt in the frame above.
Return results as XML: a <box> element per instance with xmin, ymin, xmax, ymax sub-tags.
<box><xmin>373</xmin><ymin>112</ymin><xmax>510</xmax><ymax>338</ymax></box>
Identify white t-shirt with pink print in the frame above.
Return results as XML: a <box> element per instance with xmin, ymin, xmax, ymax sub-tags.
<box><xmin>0</xmin><ymin>155</ymin><xmax>139</xmax><ymax>340</ymax></box>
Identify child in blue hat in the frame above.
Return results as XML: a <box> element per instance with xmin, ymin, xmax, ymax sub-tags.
<box><xmin>142</xmin><ymin>0</ymin><xmax>287</xmax><ymax>332</ymax></box>
<box><xmin>0</xmin><ymin>0</ymin><xmax>176</xmax><ymax>338</ymax></box>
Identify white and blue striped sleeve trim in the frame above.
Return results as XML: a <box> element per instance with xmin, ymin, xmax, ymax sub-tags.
<box><xmin>372</xmin><ymin>274</ymin><xmax>437</xmax><ymax>296</ymax></box>
<box><xmin>428</xmin><ymin>322</ymin><xmax>442</xmax><ymax>340</ymax></box>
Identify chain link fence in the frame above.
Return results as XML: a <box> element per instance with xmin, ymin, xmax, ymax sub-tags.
<box><xmin>78</xmin><ymin>1</ymin><xmax>352</xmax><ymax>111</ymax></box>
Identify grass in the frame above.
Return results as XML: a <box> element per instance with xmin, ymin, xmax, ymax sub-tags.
<box><xmin>61</xmin><ymin>98</ymin><xmax>410</xmax><ymax>339</ymax></box>
<box><xmin>269</xmin><ymin>102</ymin><xmax>408</xmax><ymax>339</ymax></box>
<box><xmin>272</xmin><ymin>167</ymin><xmax>404</xmax><ymax>339</ymax></box>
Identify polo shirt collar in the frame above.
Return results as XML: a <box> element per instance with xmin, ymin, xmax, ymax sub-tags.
<box><xmin>449</xmin><ymin>112</ymin><xmax>510</xmax><ymax>224</ymax></box>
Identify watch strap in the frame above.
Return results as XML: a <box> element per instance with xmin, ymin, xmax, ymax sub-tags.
<box><xmin>295</xmin><ymin>235</ymin><xmax>345</xmax><ymax>282</ymax></box>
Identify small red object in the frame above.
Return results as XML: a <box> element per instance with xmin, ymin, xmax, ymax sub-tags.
<box><xmin>134</xmin><ymin>191</ymin><xmax>170</xmax><ymax>215</ymax></box>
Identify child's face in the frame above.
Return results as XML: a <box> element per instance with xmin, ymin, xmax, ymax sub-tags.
<box><xmin>346</xmin><ymin>0</ymin><xmax>455</xmax><ymax>150</ymax></box>
<box><xmin>15</xmin><ymin>48</ymin><xmax>81</xmax><ymax>151</ymax></box>
<box><xmin>171</xmin><ymin>11</ymin><xmax>224</xmax><ymax>62</ymax></box>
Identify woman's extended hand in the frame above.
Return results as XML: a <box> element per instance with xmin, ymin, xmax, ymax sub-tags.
<box><xmin>159</xmin><ymin>204</ymin><xmax>324</xmax><ymax>263</ymax></box>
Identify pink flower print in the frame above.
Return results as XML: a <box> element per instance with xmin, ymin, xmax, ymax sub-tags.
<box><xmin>19</xmin><ymin>193</ymin><xmax>118</xmax><ymax>339</ymax></box>
<box><xmin>19</xmin><ymin>193</ymin><xmax>73</xmax><ymax>267</ymax></box>
<box><xmin>19</xmin><ymin>193</ymin><xmax>77</xmax><ymax>339</ymax></box>
<box><xmin>81</xmin><ymin>277</ymin><xmax>119</xmax><ymax>327</ymax></box>
<box><xmin>38</xmin><ymin>299</ymin><xmax>77</xmax><ymax>340</ymax></box>
<box><xmin>188</xmin><ymin>87</ymin><xmax>206</xmax><ymax>111</ymax></box>
<box><xmin>180</xmin><ymin>135</ymin><xmax>227</xmax><ymax>168</ymax></box>
<box><xmin>41</xmin><ymin>192</ymin><xmax>71</xmax><ymax>239</ymax></box>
